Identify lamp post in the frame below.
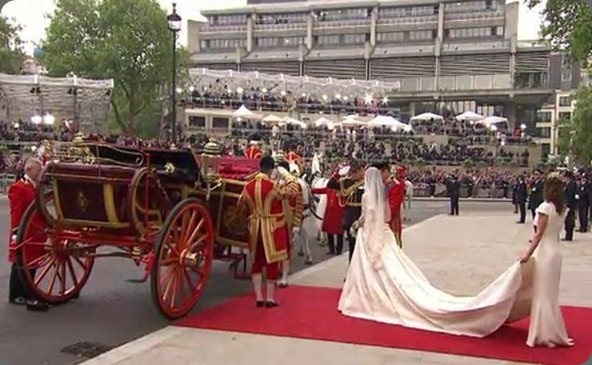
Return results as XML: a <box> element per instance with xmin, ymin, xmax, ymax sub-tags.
<box><xmin>167</xmin><ymin>3</ymin><xmax>182</xmax><ymax>144</ymax></box>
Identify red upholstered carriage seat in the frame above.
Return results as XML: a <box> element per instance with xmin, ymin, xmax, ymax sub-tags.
<box><xmin>218</xmin><ymin>157</ymin><xmax>259</xmax><ymax>181</ymax></box>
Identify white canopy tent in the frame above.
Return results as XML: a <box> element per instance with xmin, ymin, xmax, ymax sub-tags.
<box><xmin>368</xmin><ymin>115</ymin><xmax>403</xmax><ymax>127</ymax></box>
<box><xmin>410</xmin><ymin>112</ymin><xmax>444</xmax><ymax>121</ymax></box>
<box><xmin>262</xmin><ymin>114</ymin><xmax>283</xmax><ymax>123</ymax></box>
<box><xmin>339</xmin><ymin>115</ymin><xmax>366</xmax><ymax>126</ymax></box>
<box><xmin>186</xmin><ymin>68</ymin><xmax>401</xmax><ymax>102</ymax></box>
<box><xmin>314</xmin><ymin>116</ymin><xmax>335</xmax><ymax>128</ymax></box>
<box><xmin>477</xmin><ymin>116</ymin><xmax>508</xmax><ymax>127</ymax></box>
<box><xmin>455</xmin><ymin>111</ymin><xmax>484</xmax><ymax>122</ymax></box>
<box><xmin>232</xmin><ymin>105</ymin><xmax>261</xmax><ymax>119</ymax></box>
<box><xmin>280</xmin><ymin>116</ymin><xmax>307</xmax><ymax>129</ymax></box>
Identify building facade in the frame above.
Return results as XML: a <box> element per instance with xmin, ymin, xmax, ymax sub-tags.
<box><xmin>187</xmin><ymin>0</ymin><xmax>552</xmax><ymax>126</ymax></box>
<box><xmin>533</xmin><ymin>53</ymin><xmax>582</xmax><ymax>156</ymax></box>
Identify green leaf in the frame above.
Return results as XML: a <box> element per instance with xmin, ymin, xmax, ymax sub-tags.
<box><xmin>42</xmin><ymin>0</ymin><xmax>188</xmax><ymax>136</ymax></box>
<box><xmin>0</xmin><ymin>16</ymin><xmax>26</xmax><ymax>74</ymax></box>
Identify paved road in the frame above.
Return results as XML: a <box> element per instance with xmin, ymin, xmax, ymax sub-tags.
<box><xmin>0</xmin><ymin>199</ymin><xmax>514</xmax><ymax>365</ymax></box>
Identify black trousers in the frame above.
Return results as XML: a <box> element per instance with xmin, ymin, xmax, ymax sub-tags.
<box><xmin>518</xmin><ymin>202</ymin><xmax>526</xmax><ymax>223</ymax></box>
<box><xmin>342</xmin><ymin>206</ymin><xmax>362</xmax><ymax>263</ymax></box>
<box><xmin>9</xmin><ymin>264</ymin><xmax>36</xmax><ymax>301</ymax></box>
<box><xmin>530</xmin><ymin>209</ymin><xmax>536</xmax><ymax>220</ymax></box>
<box><xmin>449</xmin><ymin>196</ymin><xmax>459</xmax><ymax>215</ymax></box>
<box><xmin>579</xmin><ymin>204</ymin><xmax>589</xmax><ymax>231</ymax></box>
<box><xmin>327</xmin><ymin>234</ymin><xmax>343</xmax><ymax>254</ymax></box>
<box><xmin>565</xmin><ymin>209</ymin><xmax>576</xmax><ymax>240</ymax></box>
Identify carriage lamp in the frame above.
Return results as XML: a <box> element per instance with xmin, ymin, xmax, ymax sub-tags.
<box><xmin>201</xmin><ymin>139</ymin><xmax>221</xmax><ymax>181</ymax></box>
<box><xmin>167</xmin><ymin>2</ymin><xmax>182</xmax><ymax>144</ymax></box>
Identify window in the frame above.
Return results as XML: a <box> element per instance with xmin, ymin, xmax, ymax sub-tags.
<box><xmin>207</xmin><ymin>38</ymin><xmax>245</xmax><ymax>49</ymax></box>
<box><xmin>558</xmin><ymin>111</ymin><xmax>571</xmax><ymax>122</ymax></box>
<box><xmin>212</xmin><ymin>117</ymin><xmax>229</xmax><ymax>130</ymax></box>
<box><xmin>561</xmin><ymin>55</ymin><xmax>572</xmax><ymax>85</ymax></box>
<box><xmin>409</xmin><ymin>30</ymin><xmax>432</xmax><ymax>41</ymax></box>
<box><xmin>189</xmin><ymin>116</ymin><xmax>206</xmax><ymax>128</ymax></box>
<box><xmin>485</xmin><ymin>0</ymin><xmax>493</xmax><ymax>10</ymax></box>
<box><xmin>256</xmin><ymin>37</ymin><xmax>303</xmax><ymax>48</ymax></box>
<box><xmin>537</xmin><ymin>127</ymin><xmax>551</xmax><ymax>138</ymax></box>
<box><xmin>343</xmin><ymin>34</ymin><xmax>366</xmax><ymax>44</ymax></box>
<box><xmin>317</xmin><ymin>35</ymin><xmax>340</xmax><ymax>45</ymax></box>
<box><xmin>541</xmin><ymin>143</ymin><xmax>551</xmax><ymax>156</ymax></box>
<box><xmin>376</xmin><ymin>32</ymin><xmax>405</xmax><ymax>43</ymax></box>
<box><xmin>558</xmin><ymin>96</ymin><xmax>572</xmax><ymax>107</ymax></box>
<box><xmin>536</xmin><ymin>111</ymin><xmax>552</xmax><ymax>123</ymax></box>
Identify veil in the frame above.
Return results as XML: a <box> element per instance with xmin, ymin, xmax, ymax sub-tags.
<box><xmin>363</xmin><ymin>167</ymin><xmax>389</xmax><ymax>266</ymax></box>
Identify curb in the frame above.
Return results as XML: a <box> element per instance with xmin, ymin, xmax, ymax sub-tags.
<box><xmin>413</xmin><ymin>197</ymin><xmax>509</xmax><ymax>203</ymax></box>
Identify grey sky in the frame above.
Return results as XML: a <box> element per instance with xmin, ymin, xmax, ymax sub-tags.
<box><xmin>1</xmin><ymin>0</ymin><xmax>545</xmax><ymax>55</ymax></box>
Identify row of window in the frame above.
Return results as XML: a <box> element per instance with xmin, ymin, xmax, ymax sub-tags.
<box><xmin>201</xmin><ymin>27</ymin><xmax>505</xmax><ymax>49</ymax></box>
<box><xmin>446</xmin><ymin>26</ymin><xmax>504</xmax><ymax>39</ymax></box>
<box><xmin>206</xmin><ymin>0</ymin><xmax>502</xmax><ymax>26</ymax></box>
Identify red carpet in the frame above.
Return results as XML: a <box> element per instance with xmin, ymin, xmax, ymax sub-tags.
<box><xmin>177</xmin><ymin>285</ymin><xmax>592</xmax><ymax>365</ymax></box>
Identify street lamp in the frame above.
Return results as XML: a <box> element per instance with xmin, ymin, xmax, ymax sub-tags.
<box><xmin>167</xmin><ymin>3</ymin><xmax>182</xmax><ymax>144</ymax></box>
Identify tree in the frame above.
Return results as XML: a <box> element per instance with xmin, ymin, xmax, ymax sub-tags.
<box><xmin>525</xmin><ymin>0</ymin><xmax>592</xmax><ymax>63</ymax></box>
<box><xmin>42</xmin><ymin>0</ymin><xmax>188</xmax><ymax>136</ymax></box>
<box><xmin>567</xmin><ymin>86</ymin><xmax>592</xmax><ymax>165</ymax></box>
<box><xmin>0</xmin><ymin>16</ymin><xmax>26</xmax><ymax>74</ymax></box>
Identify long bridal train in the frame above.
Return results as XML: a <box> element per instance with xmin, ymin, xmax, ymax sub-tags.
<box><xmin>338</xmin><ymin>228</ymin><xmax>534</xmax><ymax>338</ymax></box>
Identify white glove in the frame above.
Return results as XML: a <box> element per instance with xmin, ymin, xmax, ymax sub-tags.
<box><xmin>277</xmin><ymin>166</ymin><xmax>290</xmax><ymax>179</ymax></box>
<box><xmin>338</xmin><ymin>165</ymin><xmax>350</xmax><ymax>176</ymax></box>
<box><xmin>292</xmin><ymin>226</ymin><xmax>300</xmax><ymax>235</ymax></box>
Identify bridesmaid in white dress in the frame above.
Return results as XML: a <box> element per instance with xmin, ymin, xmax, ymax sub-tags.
<box><xmin>519</xmin><ymin>172</ymin><xmax>575</xmax><ymax>348</ymax></box>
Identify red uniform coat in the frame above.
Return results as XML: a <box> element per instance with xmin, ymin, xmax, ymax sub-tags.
<box><xmin>244</xmin><ymin>146</ymin><xmax>263</xmax><ymax>159</ymax></box>
<box><xmin>281</xmin><ymin>177</ymin><xmax>304</xmax><ymax>258</ymax></box>
<box><xmin>238</xmin><ymin>173</ymin><xmax>289</xmax><ymax>264</ymax></box>
<box><xmin>7</xmin><ymin>178</ymin><xmax>45</xmax><ymax>263</ymax></box>
<box><xmin>385</xmin><ymin>177</ymin><xmax>405</xmax><ymax>247</ymax></box>
<box><xmin>311</xmin><ymin>173</ymin><xmax>345</xmax><ymax>235</ymax></box>
<box><xmin>286</xmin><ymin>151</ymin><xmax>304</xmax><ymax>171</ymax></box>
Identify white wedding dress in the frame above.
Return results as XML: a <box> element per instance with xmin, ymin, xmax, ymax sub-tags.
<box><xmin>338</xmin><ymin>168</ymin><xmax>534</xmax><ymax>338</ymax></box>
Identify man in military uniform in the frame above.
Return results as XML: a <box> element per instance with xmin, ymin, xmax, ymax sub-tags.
<box><xmin>563</xmin><ymin>170</ymin><xmax>577</xmax><ymax>241</ymax></box>
<box><xmin>514</xmin><ymin>175</ymin><xmax>528</xmax><ymax>224</ymax></box>
<box><xmin>528</xmin><ymin>168</ymin><xmax>544</xmax><ymax>230</ymax></box>
<box><xmin>244</xmin><ymin>135</ymin><xmax>263</xmax><ymax>159</ymax></box>
<box><xmin>237</xmin><ymin>155</ymin><xmax>289</xmax><ymax>307</ymax></box>
<box><xmin>275</xmin><ymin>159</ymin><xmax>304</xmax><ymax>288</ymax></box>
<box><xmin>326</xmin><ymin>159</ymin><xmax>364</xmax><ymax>263</ymax></box>
<box><xmin>578</xmin><ymin>174</ymin><xmax>590</xmax><ymax>232</ymax></box>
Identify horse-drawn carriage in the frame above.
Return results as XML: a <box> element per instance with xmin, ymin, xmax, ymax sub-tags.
<box><xmin>12</xmin><ymin>140</ymin><xmax>261</xmax><ymax>319</ymax></box>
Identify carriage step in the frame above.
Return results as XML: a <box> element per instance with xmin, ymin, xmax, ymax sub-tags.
<box><xmin>61</xmin><ymin>341</ymin><xmax>115</xmax><ymax>360</ymax></box>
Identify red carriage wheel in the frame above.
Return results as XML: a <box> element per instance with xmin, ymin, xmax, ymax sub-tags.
<box><xmin>16</xmin><ymin>196</ymin><xmax>95</xmax><ymax>304</ymax></box>
<box><xmin>151</xmin><ymin>198</ymin><xmax>215</xmax><ymax>320</ymax></box>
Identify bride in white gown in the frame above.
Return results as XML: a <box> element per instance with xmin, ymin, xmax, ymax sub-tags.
<box><xmin>338</xmin><ymin>167</ymin><xmax>536</xmax><ymax>338</ymax></box>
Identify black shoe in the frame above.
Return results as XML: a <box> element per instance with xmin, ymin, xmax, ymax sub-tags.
<box><xmin>9</xmin><ymin>297</ymin><xmax>27</xmax><ymax>306</ymax></box>
<box><xmin>516</xmin><ymin>221</ymin><xmax>525</xmax><ymax>224</ymax></box>
<box><xmin>26</xmin><ymin>300</ymin><xmax>49</xmax><ymax>312</ymax></box>
<box><xmin>326</xmin><ymin>251</ymin><xmax>335</xmax><ymax>255</ymax></box>
<box><xmin>256</xmin><ymin>301</ymin><xmax>265</xmax><ymax>307</ymax></box>
<box><xmin>266</xmin><ymin>301</ymin><xmax>279</xmax><ymax>308</ymax></box>
<box><xmin>278</xmin><ymin>282</ymin><xmax>288</xmax><ymax>288</ymax></box>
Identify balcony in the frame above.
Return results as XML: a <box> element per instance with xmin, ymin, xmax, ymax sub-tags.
<box><xmin>200</xmin><ymin>24</ymin><xmax>248</xmax><ymax>34</ymax></box>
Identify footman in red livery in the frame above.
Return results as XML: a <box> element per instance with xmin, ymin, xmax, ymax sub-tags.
<box><xmin>7</xmin><ymin>158</ymin><xmax>49</xmax><ymax>311</ymax></box>
<box><xmin>311</xmin><ymin>165</ymin><xmax>346</xmax><ymax>255</ymax></box>
<box><xmin>237</xmin><ymin>155</ymin><xmax>289</xmax><ymax>308</ymax></box>
<box><xmin>244</xmin><ymin>136</ymin><xmax>263</xmax><ymax>160</ymax></box>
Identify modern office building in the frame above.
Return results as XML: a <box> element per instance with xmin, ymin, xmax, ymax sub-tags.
<box><xmin>187</xmin><ymin>0</ymin><xmax>553</xmax><ymax>127</ymax></box>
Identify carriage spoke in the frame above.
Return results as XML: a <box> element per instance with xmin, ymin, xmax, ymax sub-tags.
<box><xmin>185</xmin><ymin>219</ymin><xmax>205</xmax><ymax>248</ymax></box>
<box><xmin>161</xmin><ymin>266</ymin><xmax>178</xmax><ymax>304</ymax></box>
<box><xmin>59</xmin><ymin>259</ymin><xmax>67</xmax><ymax>295</ymax></box>
<box><xmin>170</xmin><ymin>268</ymin><xmax>181</xmax><ymax>309</ymax></box>
<box><xmin>188</xmin><ymin>233</ymin><xmax>208</xmax><ymax>251</ymax></box>
<box><xmin>66</xmin><ymin>257</ymin><xmax>80</xmax><ymax>289</ymax></box>
<box><xmin>46</xmin><ymin>261</ymin><xmax>59</xmax><ymax>295</ymax></box>
<box><xmin>34</xmin><ymin>257</ymin><xmax>57</xmax><ymax>287</ymax></box>
<box><xmin>25</xmin><ymin>253</ymin><xmax>52</xmax><ymax>270</ymax></box>
<box><xmin>180</xmin><ymin>211</ymin><xmax>196</xmax><ymax>247</ymax></box>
